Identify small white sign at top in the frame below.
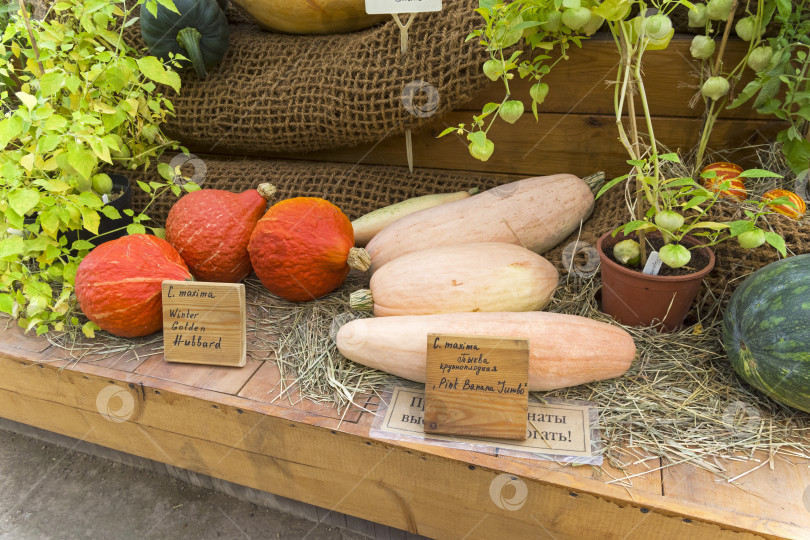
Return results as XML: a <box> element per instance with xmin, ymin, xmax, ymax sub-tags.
<box><xmin>365</xmin><ymin>0</ymin><xmax>442</xmax><ymax>14</ymax></box>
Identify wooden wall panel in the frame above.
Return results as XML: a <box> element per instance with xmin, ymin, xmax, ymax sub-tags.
<box><xmin>463</xmin><ymin>35</ymin><xmax>763</xmax><ymax>120</ymax></box>
<box><xmin>270</xmin><ymin>113</ymin><xmax>785</xmax><ymax>179</ymax></box>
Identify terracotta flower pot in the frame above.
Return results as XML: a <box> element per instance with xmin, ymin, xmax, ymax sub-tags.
<box><xmin>596</xmin><ymin>231</ymin><xmax>716</xmax><ymax>331</ymax></box>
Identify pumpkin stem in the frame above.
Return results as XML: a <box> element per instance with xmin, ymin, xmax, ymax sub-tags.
<box><xmin>176</xmin><ymin>27</ymin><xmax>208</xmax><ymax>80</ymax></box>
<box><xmin>346</xmin><ymin>247</ymin><xmax>371</xmax><ymax>272</ymax></box>
<box><xmin>349</xmin><ymin>289</ymin><xmax>373</xmax><ymax>311</ymax></box>
<box><xmin>257</xmin><ymin>183</ymin><xmax>277</xmax><ymax>200</ymax></box>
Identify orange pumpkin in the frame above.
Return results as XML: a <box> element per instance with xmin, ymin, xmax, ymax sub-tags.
<box><xmin>763</xmin><ymin>189</ymin><xmax>806</xmax><ymax>220</ymax></box>
<box><xmin>75</xmin><ymin>235</ymin><xmax>192</xmax><ymax>337</ymax></box>
<box><xmin>166</xmin><ymin>184</ymin><xmax>276</xmax><ymax>282</ymax></box>
<box><xmin>701</xmin><ymin>162</ymin><xmax>747</xmax><ymax>202</ymax></box>
<box><xmin>248</xmin><ymin>198</ymin><xmax>370</xmax><ymax>302</ymax></box>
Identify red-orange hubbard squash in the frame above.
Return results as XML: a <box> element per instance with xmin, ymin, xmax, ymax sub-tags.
<box><xmin>75</xmin><ymin>234</ymin><xmax>193</xmax><ymax>337</ymax></box>
<box><xmin>166</xmin><ymin>184</ymin><xmax>276</xmax><ymax>282</ymax></box>
<box><xmin>248</xmin><ymin>197</ymin><xmax>370</xmax><ymax>302</ymax></box>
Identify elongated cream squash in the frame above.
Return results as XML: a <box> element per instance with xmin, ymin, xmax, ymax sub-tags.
<box><xmin>365</xmin><ymin>174</ymin><xmax>594</xmax><ymax>272</ymax></box>
<box><xmin>352</xmin><ymin>188</ymin><xmax>478</xmax><ymax>247</ymax></box>
<box><xmin>350</xmin><ymin>242</ymin><xmax>559</xmax><ymax>316</ymax></box>
<box><xmin>336</xmin><ymin>312</ymin><xmax>636</xmax><ymax>391</ymax></box>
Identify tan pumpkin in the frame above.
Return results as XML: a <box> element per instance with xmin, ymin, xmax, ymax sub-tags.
<box><xmin>364</xmin><ymin>174</ymin><xmax>594</xmax><ymax>272</ymax></box>
<box><xmin>336</xmin><ymin>312</ymin><xmax>636</xmax><ymax>391</ymax></box>
<box><xmin>350</xmin><ymin>242</ymin><xmax>559</xmax><ymax>316</ymax></box>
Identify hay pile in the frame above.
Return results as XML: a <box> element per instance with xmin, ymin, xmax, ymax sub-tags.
<box><xmin>48</xmin><ymin>147</ymin><xmax>810</xmax><ymax>478</ymax></box>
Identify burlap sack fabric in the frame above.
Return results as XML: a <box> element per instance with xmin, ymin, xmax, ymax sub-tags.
<box><xmin>120</xmin><ymin>0</ymin><xmax>489</xmax><ymax>156</ymax></box>
<box><xmin>130</xmin><ymin>155</ymin><xmax>504</xmax><ymax>222</ymax></box>
<box><xmin>129</xmin><ymin>155</ymin><xmax>809</xmax><ymax>301</ymax></box>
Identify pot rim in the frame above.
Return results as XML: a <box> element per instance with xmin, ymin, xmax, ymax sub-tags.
<box><xmin>597</xmin><ymin>230</ymin><xmax>716</xmax><ymax>283</ymax></box>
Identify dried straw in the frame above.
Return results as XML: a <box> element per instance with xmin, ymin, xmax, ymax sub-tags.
<box><xmin>541</xmin><ymin>273</ymin><xmax>810</xmax><ymax>476</ymax></box>
<box><xmin>44</xmin><ymin>146</ymin><xmax>810</xmax><ymax>478</ymax></box>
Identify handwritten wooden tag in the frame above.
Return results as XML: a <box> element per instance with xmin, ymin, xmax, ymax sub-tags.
<box><xmin>424</xmin><ymin>334</ymin><xmax>529</xmax><ymax>440</ymax></box>
<box><xmin>162</xmin><ymin>281</ymin><xmax>246</xmax><ymax>367</ymax></box>
<box><xmin>365</xmin><ymin>0</ymin><xmax>442</xmax><ymax>14</ymax></box>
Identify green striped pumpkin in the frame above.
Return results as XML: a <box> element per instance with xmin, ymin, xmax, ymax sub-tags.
<box><xmin>722</xmin><ymin>254</ymin><xmax>810</xmax><ymax>413</ymax></box>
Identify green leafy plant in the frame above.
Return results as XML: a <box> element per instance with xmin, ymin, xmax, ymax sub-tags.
<box><xmin>597</xmin><ymin>154</ymin><xmax>787</xmax><ymax>268</ymax></box>
<box><xmin>447</xmin><ymin>0</ymin><xmax>793</xmax><ymax>271</ymax></box>
<box><xmin>728</xmin><ymin>0</ymin><xmax>810</xmax><ymax>177</ymax></box>
<box><xmin>0</xmin><ymin>0</ymin><xmax>196</xmax><ymax>335</ymax></box>
<box><xmin>439</xmin><ymin>0</ymin><xmax>601</xmax><ymax>158</ymax></box>
<box><xmin>687</xmin><ymin>0</ymin><xmax>777</xmax><ymax>173</ymax></box>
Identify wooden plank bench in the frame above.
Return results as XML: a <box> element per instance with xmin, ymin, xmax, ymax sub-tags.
<box><xmin>2</xmin><ymin>322</ymin><xmax>808</xmax><ymax>539</ymax></box>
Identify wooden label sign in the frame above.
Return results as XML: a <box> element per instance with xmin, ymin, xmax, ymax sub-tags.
<box><xmin>162</xmin><ymin>281</ymin><xmax>246</xmax><ymax>367</ymax></box>
<box><xmin>424</xmin><ymin>334</ymin><xmax>529</xmax><ymax>440</ymax></box>
<box><xmin>365</xmin><ymin>0</ymin><xmax>442</xmax><ymax>14</ymax></box>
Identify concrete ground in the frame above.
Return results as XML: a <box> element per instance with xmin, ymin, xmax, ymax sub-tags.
<box><xmin>0</xmin><ymin>430</ymin><xmax>366</xmax><ymax>540</ymax></box>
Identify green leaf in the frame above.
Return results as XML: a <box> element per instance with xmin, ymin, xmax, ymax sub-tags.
<box><xmin>754</xmin><ymin>78</ymin><xmax>781</xmax><ymax>110</ymax></box>
<box><xmin>592</xmin><ymin>0</ymin><xmax>632</xmax><ymax>21</ymax></box>
<box><xmin>39</xmin><ymin>72</ymin><xmax>64</xmax><ymax>97</ymax></box>
<box><xmin>137</xmin><ymin>180</ymin><xmax>152</xmax><ymax>194</ymax></box>
<box><xmin>729</xmin><ymin>220</ymin><xmax>754</xmax><ymax>236</ymax></box>
<box><xmin>764</xmin><ymin>232</ymin><xmax>786</xmax><ymax>256</ymax></box>
<box><xmin>683</xmin><ymin>196</ymin><xmax>708</xmax><ymax>210</ymax></box>
<box><xmin>684</xmin><ymin>221</ymin><xmax>729</xmax><ymax>232</ymax></box>
<box><xmin>658</xmin><ymin>153</ymin><xmax>680</xmax><ymax>163</ymax></box>
<box><xmin>0</xmin><ymin>294</ymin><xmax>13</xmax><ymax>315</ymax></box>
<box><xmin>136</xmin><ymin>56</ymin><xmax>181</xmax><ymax>93</ymax></box>
<box><xmin>68</xmin><ymin>145</ymin><xmax>97</xmax><ymax>180</ymax></box>
<box><xmin>77</xmin><ymin>191</ymin><xmax>103</xmax><ymax>208</ymax></box>
<box><xmin>37</xmin><ymin>179</ymin><xmax>72</xmax><ymax>192</ymax></box>
<box><xmin>81</xmin><ymin>208</ymin><xmax>100</xmax><ymax>235</ymax></box>
<box><xmin>467</xmin><ymin>131</ymin><xmax>487</xmax><ymax>147</ymax></box>
<box><xmin>126</xmin><ymin>223</ymin><xmax>146</xmax><ymax>235</ymax></box>
<box><xmin>782</xmin><ymin>138</ymin><xmax>810</xmax><ymax>176</ymax></box>
<box><xmin>595</xmin><ymin>174</ymin><xmax>628</xmax><ymax>199</ymax></box>
<box><xmin>38</xmin><ymin>134</ymin><xmax>62</xmax><ymax>153</ymax></box>
<box><xmin>8</xmin><ymin>189</ymin><xmax>40</xmax><ymax>216</ymax></box>
<box><xmin>0</xmin><ymin>116</ymin><xmax>23</xmax><ymax>149</ymax></box>
<box><xmin>15</xmin><ymin>91</ymin><xmax>37</xmax><ymax>109</ymax></box>
<box><xmin>82</xmin><ymin>321</ymin><xmax>100</xmax><ymax>339</ymax></box>
<box><xmin>738</xmin><ymin>168</ymin><xmax>782</xmax><ymax>178</ymax></box>
<box><xmin>775</xmin><ymin>0</ymin><xmax>791</xmax><ymax>18</ymax></box>
<box><xmin>0</xmin><ymin>236</ymin><xmax>24</xmax><ymax>259</ymax></box>
<box><xmin>101</xmin><ymin>205</ymin><xmax>121</xmax><ymax>220</ymax></box>
<box><xmin>70</xmin><ymin>239</ymin><xmax>95</xmax><ymax>251</ymax></box>
<box><xmin>622</xmin><ymin>220</ymin><xmax>647</xmax><ymax>235</ymax></box>
<box><xmin>437</xmin><ymin>126</ymin><xmax>457</xmax><ymax>138</ymax></box>
<box><xmin>39</xmin><ymin>210</ymin><xmax>61</xmax><ymax>238</ymax></box>
<box><xmin>43</xmin><ymin>114</ymin><xmax>68</xmax><ymax>131</ymax></box>
<box><xmin>102</xmin><ymin>109</ymin><xmax>127</xmax><ymax>131</ymax></box>
<box><xmin>482</xmin><ymin>102</ymin><xmax>500</xmax><ymax>115</ymax></box>
<box><xmin>663</xmin><ymin>177</ymin><xmax>700</xmax><ymax>188</ymax></box>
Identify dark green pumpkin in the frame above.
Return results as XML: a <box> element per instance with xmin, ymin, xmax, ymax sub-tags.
<box><xmin>140</xmin><ymin>0</ymin><xmax>229</xmax><ymax>80</ymax></box>
<box><xmin>722</xmin><ymin>254</ymin><xmax>810</xmax><ymax>413</ymax></box>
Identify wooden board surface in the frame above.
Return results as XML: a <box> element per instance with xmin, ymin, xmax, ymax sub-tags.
<box><xmin>425</xmin><ymin>334</ymin><xmax>529</xmax><ymax>440</ymax></box>
<box><xmin>1</xmin><ymin>325</ymin><xmax>809</xmax><ymax>539</ymax></box>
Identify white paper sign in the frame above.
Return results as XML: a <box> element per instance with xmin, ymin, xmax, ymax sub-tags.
<box><xmin>642</xmin><ymin>251</ymin><xmax>663</xmax><ymax>276</ymax></box>
<box><xmin>365</xmin><ymin>0</ymin><xmax>442</xmax><ymax>14</ymax></box>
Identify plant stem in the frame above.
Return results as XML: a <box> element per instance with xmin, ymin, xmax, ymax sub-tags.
<box><xmin>713</xmin><ymin>0</ymin><xmax>739</xmax><ymax>77</ymax></box>
<box><xmin>17</xmin><ymin>0</ymin><xmax>44</xmax><ymax>76</ymax></box>
<box><xmin>694</xmin><ymin>0</ymin><xmax>740</xmax><ymax>172</ymax></box>
<box><xmin>176</xmin><ymin>27</ymin><xmax>208</xmax><ymax>80</ymax></box>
